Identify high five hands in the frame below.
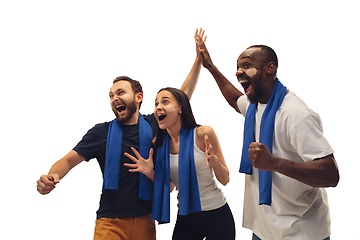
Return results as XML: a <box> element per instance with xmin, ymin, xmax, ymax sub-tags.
<box><xmin>195</xmin><ymin>28</ymin><xmax>213</xmax><ymax>69</ymax></box>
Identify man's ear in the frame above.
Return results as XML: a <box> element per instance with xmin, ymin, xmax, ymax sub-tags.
<box><xmin>265</xmin><ymin>62</ymin><xmax>277</xmax><ymax>75</ymax></box>
<box><xmin>135</xmin><ymin>92</ymin><xmax>143</xmax><ymax>104</ymax></box>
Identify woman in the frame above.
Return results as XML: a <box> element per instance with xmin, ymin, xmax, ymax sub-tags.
<box><xmin>125</xmin><ymin>87</ymin><xmax>235</xmax><ymax>240</ymax></box>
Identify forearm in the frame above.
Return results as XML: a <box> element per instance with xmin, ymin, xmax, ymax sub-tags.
<box><xmin>48</xmin><ymin>150</ymin><xmax>84</xmax><ymax>180</ymax></box>
<box><xmin>48</xmin><ymin>159</ymin><xmax>73</xmax><ymax>180</ymax></box>
<box><xmin>180</xmin><ymin>56</ymin><xmax>202</xmax><ymax>100</ymax></box>
<box><xmin>206</xmin><ymin>65</ymin><xmax>243</xmax><ymax>112</ymax></box>
<box><xmin>272</xmin><ymin>155</ymin><xmax>339</xmax><ymax>188</ymax></box>
<box><xmin>211</xmin><ymin>158</ymin><xmax>230</xmax><ymax>186</ymax></box>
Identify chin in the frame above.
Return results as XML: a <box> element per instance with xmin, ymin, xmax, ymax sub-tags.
<box><xmin>247</xmin><ymin>95</ymin><xmax>259</xmax><ymax>104</ymax></box>
<box><xmin>116</xmin><ymin>113</ymin><xmax>131</xmax><ymax>124</ymax></box>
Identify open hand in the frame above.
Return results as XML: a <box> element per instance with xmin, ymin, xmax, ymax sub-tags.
<box><xmin>195</xmin><ymin>29</ymin><xmax>213</xmax><ymax>69</ymax></box>
<box><xmin>195</xmin><ymin>28</ymin><xmax>207</xmax><ymax>57</ymax></box>
<box><xmin>124</xmin><ymin>147</ymin><xmax>155</xmax><ymax>181</ymax></box>
<box><xmin>205</xmin><ymin>135</ymin><xmax>219</xmax><ymax>167</ymax></box>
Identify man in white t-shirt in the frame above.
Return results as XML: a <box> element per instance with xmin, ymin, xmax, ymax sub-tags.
<box><xmin>194</xmin><ymin>36</ymin><xmax>339</xmax><ymax>240</ymax></box>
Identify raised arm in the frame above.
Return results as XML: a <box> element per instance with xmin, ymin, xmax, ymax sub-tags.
<box><xmin>180</xmin><ymin>28</ymin><xmax>207</xmax><ymax>100</ymax></box>
<box><xmin>37</xmin><ymin>150</ymin><xmax>85</xmax><ymax>195</ymax></box>
<box><xmin>196</xmin><ymin>36</ymin><xmax>243</xmax><ymax>112</ymax></box>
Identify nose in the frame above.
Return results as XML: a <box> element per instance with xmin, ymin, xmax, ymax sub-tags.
<box><xmin>111</xmin><ymin>94</ymin><xmax>121</xmax><ymax>105</ymax></box>
<box><xmin>236</xmin><ymin>68</ymin><xmax>245</xmax><ymax>77</ymax></box>
<box><xmin>154</xmin><ymin>102</ymin><xmax>163</xmax><ymax>114</ymax></box>
<box><xmin>155</xmin><ymin>103</ymin><xmax>162</xmax><ymax>111</ymax></box>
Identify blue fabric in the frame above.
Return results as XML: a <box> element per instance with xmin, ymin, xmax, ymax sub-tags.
<box><xmin>152</xmin><ymin>127</ymin><xmax>201</xmax><ymax>224</ymax></box>
<box><xmin>240</xmin><ymin>79</ymin><xmax>287</xmax><ymax>205</ymax></box>
<box><xmin>103</xmin><ymin>113</ymin><xmax>153</xmax><ymax>201</ymax></box>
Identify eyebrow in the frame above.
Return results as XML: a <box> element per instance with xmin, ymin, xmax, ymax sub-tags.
<box><xmin>241</xmin><ymin>56</ymin><xmax>251</xmax><ymax>60</ymax></box>
<box><xmin>155</xmin><ymin>96</ymin><xmax>171</xmax><ymax>102</ymax></box>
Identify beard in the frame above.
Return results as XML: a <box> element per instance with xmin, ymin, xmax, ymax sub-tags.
<box><xmin>247</xmin><ymin>73</ymin><xmax>265</xmax><ymax>104</ymax></box>
<box><xmin>247</xmin><ymin>84</ymin><xmax>265</xmax><ymax>104</ymax></box>
<box><xmin>114</xmin><ymin>99</ymin><xmax>138</xmax><ymax>124</ymax></box>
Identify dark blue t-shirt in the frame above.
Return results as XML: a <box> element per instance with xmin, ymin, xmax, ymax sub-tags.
<box><xmin>73</xmin><ymin>114</ymin><xmax>157</xmax><ymax>219</ymax></box>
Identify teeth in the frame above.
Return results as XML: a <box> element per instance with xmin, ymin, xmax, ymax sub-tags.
<box><xmin>116</xmin><ymin>105</ymin><xmax>126</xmax><ymax>112</ymax></box>
<box><xmin>238</xmin><ymin>79</ymin><xmax>248</xmax><ymax>84</ymax></box>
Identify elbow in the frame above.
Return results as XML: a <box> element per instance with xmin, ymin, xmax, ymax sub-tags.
<box><xmin>328</xmin><ymin>158</ymin><xmax>340</xmax><ymax>187</ymax></box>
<box><xmin>220</xmin><ymin>174</ymin><xmax>230</xmax><ymax>186</ymax></box>
<box><xmin>330</xmin><ymin>169</ymin><xmax>340</xmax><ymax>187</ymax></box>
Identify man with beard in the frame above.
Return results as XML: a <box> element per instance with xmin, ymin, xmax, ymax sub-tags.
<box><xmin>195</xmin><ymin>39</ymin><xmax>339</xmax><ymax>240</ymax></box>
<box><xmin>36</xmin><ymin>29</ymin><xmax>207</xmax><ymax>240</ymax></box>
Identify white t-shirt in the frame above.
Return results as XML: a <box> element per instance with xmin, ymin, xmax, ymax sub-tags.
<box><xmin>237</xmin><ymin>91</ymin><xmax>333</xmax><ymax>240</ymax></box>
<box><xmin>170</xmin><ymin>128</ymin><xmax>227</xmax><ymax>211</ymax></box>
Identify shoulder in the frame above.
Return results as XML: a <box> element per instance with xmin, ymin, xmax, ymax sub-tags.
<box><xmin>142</xmin><ymin>113</ymin><xmax>157</xmax><ymax>136</ymax></box>
<box><xmin>236</xmin><ymin>95</ymin><xmax>250</xmax><ymax>117</ymax></box>
<box><xmin>195</xmin><ymin>125</ymin><xmax>216</xmax><ymax>149</ymax></box>
<box><xmin>82</xmin><ymin>121</ymin><xmax>110</xmax><ymax>135</ymax></box>
<box><xmin>94</xmin><ymin>121</ymin><xmax>111</xmax><ymax>129</ymax></box>
<box><xmin>280</xmin><ymin>92</ymin><xmax>318</xmax><ymax>118</ymax></box>
<box><xmin>278</xmin><ymin>92</ymin><xmax>322</xmax><ymax>130</ymax></box>
<box><xmin>196</xmin><ymin>125</ymin><xmax>215</xmax><ymax>138</ymax></box>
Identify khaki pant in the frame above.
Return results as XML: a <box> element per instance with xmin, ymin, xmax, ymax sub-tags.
<box><xmin>93</xmin><ymin>214</ymin><xmax>156</xmax><ymax>240</ymax></box>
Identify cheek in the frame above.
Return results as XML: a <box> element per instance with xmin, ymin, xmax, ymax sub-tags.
<box><xmin>164</xmin><ymin>105</ymin><xmax>176</xmax><ymax>113</ymax></box>
<box><xmin>121</xmin><ymin>94</ymin><xmax>132</xmax><ymax>102</ymax></box>
<box><xmin>246</xmin><ymin>68</ymin><xmax>257</xmax><ymax>78</ymax></box>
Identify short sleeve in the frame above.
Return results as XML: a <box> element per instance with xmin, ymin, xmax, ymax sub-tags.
<box><xmin>73</xmin><ymin>122</ymin><xmax>108</xmax><ymax>161</ymax></box>
<box><xmin>290</xmin><ymin>114</ymin><xmax>334</xmax><ymax>162</ymax></box>
<box><xmin>237</xmin><ymin>95</ymin><xmax>250</xmax><ymax>117</ymax></box>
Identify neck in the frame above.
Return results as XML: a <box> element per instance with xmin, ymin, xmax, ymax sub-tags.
<box><xmin>122</xmin><ymin>111</ymin><xmax>140</xmax><ymax>125</ymax></box>
<box><xmin>258</xmin><ymin>78</ymin><xmax>277</xmax><ymax>104</ymax></box>
<box><xmin>166</xmin><ymin>120</ymin><xmax>182</xmax><ymax>143</ymax></box>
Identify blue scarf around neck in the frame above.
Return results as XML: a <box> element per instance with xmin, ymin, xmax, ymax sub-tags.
<box><xmin>102</xmin><ymin>113</ymin><xmax>153</xmax><ymax>201</ymax></box>
<box><xmin>239</xmin><ymin>79</ymin><xmax>287</xmax><ymax>206</ymax></box>
<box><xmin>151</xmin><ymin>127</ymin><xmax>201</xmax><ymax>224</ymax></box>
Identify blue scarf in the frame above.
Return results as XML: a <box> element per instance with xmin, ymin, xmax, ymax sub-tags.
<box><xmin>240</xmin><ymin>79</ymin><xmax>287</xmax><ymax>205</ymax></box>
<box><xmin>151</xmin><ymin>127</ymin><xmax>201</xmax><ymax>224</ymax></box>
<box><xmin>103</xmin><ymin>113</ymin><xmax>153</xmax><ymax>201</ymax></box>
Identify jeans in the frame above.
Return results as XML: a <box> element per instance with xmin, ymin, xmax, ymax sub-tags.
<box><xmin>252</xmin><ymin>233</ymin><xmax>330</xmax><ymax>240</ymax></box>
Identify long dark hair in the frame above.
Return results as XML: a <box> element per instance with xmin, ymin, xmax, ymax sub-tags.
<box><xmin>153</xmin><ymin>87</ymin><xmax>200</xmax><ymax>154</ymax></box>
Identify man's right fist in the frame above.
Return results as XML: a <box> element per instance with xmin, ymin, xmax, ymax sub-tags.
<box><xmin>37</xmin><ymin>174</ymin><xmax>59</xmax><ymax>195</ymax></box>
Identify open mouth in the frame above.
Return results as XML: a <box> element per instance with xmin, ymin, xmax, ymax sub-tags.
<box><xmin>157</xmin><ymin>114</ymin><xmax>166</xmax><ymax>122</ymax></box>
<box><xmin>116</xmin><ymin>105</ymin><xmax>126</xmax><ymax>114</ymax></box>
<box><xmin>238</xmin><ymin>79</ymin><xmax>253</xmax><ymax>95</ymax></box>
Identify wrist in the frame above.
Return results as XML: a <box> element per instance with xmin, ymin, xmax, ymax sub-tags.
<box><xmin>146</xmin><ymin>169</ymin><xmax>155</xmax><ymax>182</ymax></box>
<box><xmin>206</xmin><ymin>63</ymin><xmax>217</xmax><ymax>72</ymax></box>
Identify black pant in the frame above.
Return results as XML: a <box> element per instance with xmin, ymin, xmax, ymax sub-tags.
<box><xmin>172</xmin><ymin>203</ymin><xmax>235</xmax><ymax>240</ymax></box>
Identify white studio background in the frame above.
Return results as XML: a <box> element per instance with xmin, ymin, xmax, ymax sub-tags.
<box><xmin>1</xmin><ymin>1</ymin><xmax>358</xmax><ymax>239</ymax></box>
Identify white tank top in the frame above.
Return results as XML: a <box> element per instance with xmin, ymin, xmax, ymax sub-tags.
<box><xmin>169</xmin><ymin>128</ymin><xmax>227</xmax><ymax>211</ymax></box>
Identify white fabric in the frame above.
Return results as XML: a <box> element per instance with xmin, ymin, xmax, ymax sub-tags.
<box><xmin>237</xmin><ymin>91</ymin><xmax>333</xmax><ymax>240</ymax></box>
<box><xmin>170</xmin><ymin>128</ymin><xmax>227</xmax><ymax>211</ymax></box>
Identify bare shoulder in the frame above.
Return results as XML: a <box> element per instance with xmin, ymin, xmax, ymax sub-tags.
<box><xmin>195</xmin><ymin>125</ymin><xmax>216</xmax><ymax>150</ymax></box>
<box><xmin>196</xmin><ymin>125</ymin><xmax>215</xmax><ymax>137</ymax></box>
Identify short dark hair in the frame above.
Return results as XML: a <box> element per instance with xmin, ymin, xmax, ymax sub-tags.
<box><xmin>113</xmin><ymin>76</ymin><xmax>143</xmax><ymax>108</ymax></box>
<box><xmin>248</xmin><ymin>45</ymin><xmax>278</xmax><ymax>73</ymax></box>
